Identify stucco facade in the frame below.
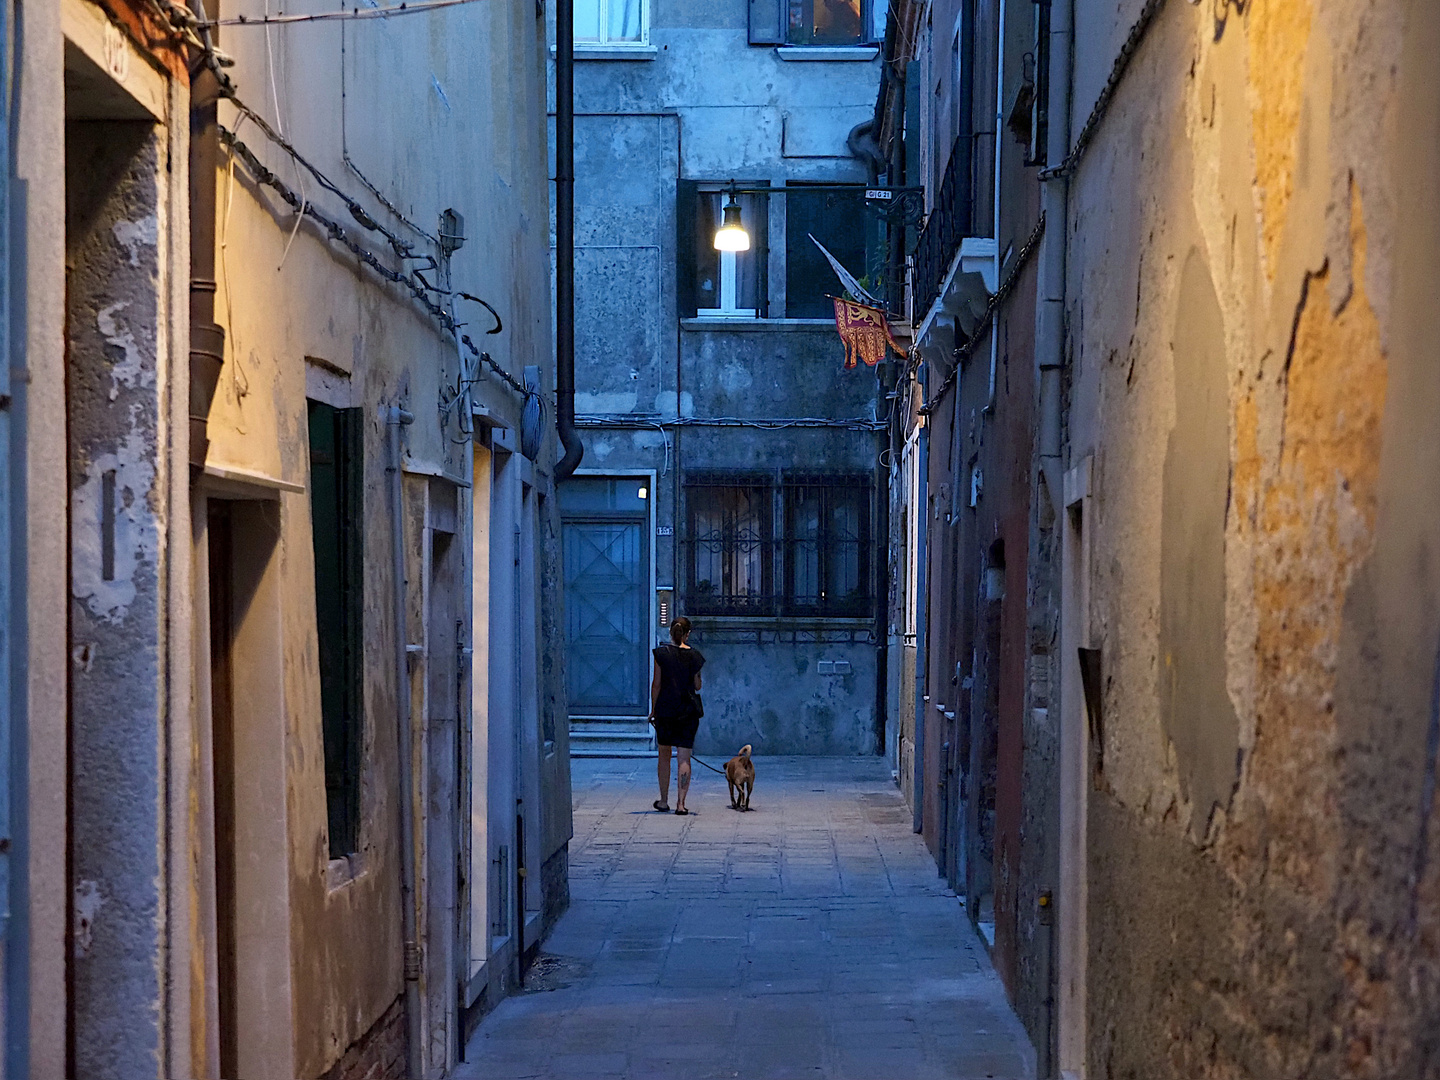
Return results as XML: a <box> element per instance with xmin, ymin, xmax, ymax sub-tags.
<box><xmin>555</xmin><ymin>3</ymin><xmax>891</xmax><ymax>758</ymax></box>
<box><xmin>882</xmin><ymin>0</ymin><xmax>1440</xmax><ymax>1075</ymax></box>
<box><xmin>5</xmin><ymin>0</ymin><xmax>572</xmax><ymax>1076</ymax></box>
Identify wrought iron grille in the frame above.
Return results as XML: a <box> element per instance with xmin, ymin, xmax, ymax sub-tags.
<box><xmin>682</xmin><ymin>473</ymin><xmax>874</xmax><ymax>619</ymax></box>
<box><xmin>913</xmin><ymin>131</ymin><xmax>993</xmax><ymax>322</ymax></box>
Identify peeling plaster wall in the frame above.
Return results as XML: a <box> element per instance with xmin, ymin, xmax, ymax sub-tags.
<box><xmin>207</xmin><ymin>0</ymin><xmax>564</xmax><ymax>1074</ymax></box>
<box><xmin>1066</xmin><ymin>0</ymin><xmax>1440</xmax><ymax>1074</ymax></box>
<box><xmin>20</xmin><ymin>1</ymin><xmax>76</xmax><ymax>1072</ymax></box>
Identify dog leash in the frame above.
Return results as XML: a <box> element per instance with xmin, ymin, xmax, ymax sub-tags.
<box><xmin>689</xmin><ymin>755</ymin><xmax>728</xmax><ymax>776</ymax></box>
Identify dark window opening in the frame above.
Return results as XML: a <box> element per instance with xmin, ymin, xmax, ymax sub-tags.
<box><xmin>785</xmin><ymin>186</ymin><xmax>881</xmax><ymax>318</ymax></box>
<box><xmin>308</xmin><ymin>400</ymin><xmax>364</xmax><ymax>858</ymax></box>
<box><xmin>788</xmin><ymin>0</ymin><xmax>861</xmax><ymax>44</ymax></box>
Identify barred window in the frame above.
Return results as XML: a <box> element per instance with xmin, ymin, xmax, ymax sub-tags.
<box><xmin>684</xmin><ymin>473</ymin><xmax>872</xmax><ymax>618</ymax></box>
<box><xmin>783</xmin><ymin>477</ymin><xmax>870</xmax><ymax>617</ymax></box>
<box><xmin>687</xmin><ymin>477</ymin><xmax>773</xmax><ymax>615</ymax></box>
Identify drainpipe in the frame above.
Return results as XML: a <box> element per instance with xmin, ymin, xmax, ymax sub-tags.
<box><xmin>1037</xmin><ymin>0</ymin><xmax>1072</xmax><ymax>512</ymax></box>
<box><xmin>847</xmin><ymin>119</ymin><xmax>885</xmax><ymax>187</ymax></box>
<box><xmin>188</xmin><ymin>0</ymin><xmax>225</xmax><ymax>470</ymax></box>
<box><xmin>985</xmin><ymin>0</ymin><xmax>1006</xmax><ymax>411</ymax></box>
<box><xmin>1037</xmin><ymin>0</ymin><xmax>1072</xmax><ymax>1073</ymax></box>
<box><xmin>384</xmin><ymin>405</ymin><xmax>422</xmax><ymax>1080</ymax></box>
<box><xmin>911</xmin><ymin>369</ymin><xmax>929</xmax><ymax>834</ymax></box>
<box><xmin>554</xmin><ymin>0</ymin><xmax>583</xmax><ymax>479</ymax></box>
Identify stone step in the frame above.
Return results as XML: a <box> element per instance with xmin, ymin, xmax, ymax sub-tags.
<box><xmin>569</xmin><ymin>721</ymin><xmax>655</xmax><ymax>758</ymax></box>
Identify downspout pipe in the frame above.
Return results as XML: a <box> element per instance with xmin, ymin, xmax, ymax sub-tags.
<box><xmin>554</xmin><ymin>0</ymin><xmax>583</xmax><ymax>479</ymax></box>
<box><xmin>1038</xmin><ymin>0</ymin><xmax>1073</xmax><ymax>1074</ymax></box>
<box><xmin>384</xmin><ymin>405</ymin><xmax>422</xmax><ymax>1080</ymax></box>
<box><xmin>188</xmin><ymin>0</ymin><xmax>225</xmax><ymax>470</ymax></box>
<box><xmin>1037</xmin><ymin>0</ymin><xmax>1073</xmax><ymax>507</ymax></box>
<box><xmin>847</xmin><ymin>119</ymin><xmax>885</xmax><ymax>187</ymax></box>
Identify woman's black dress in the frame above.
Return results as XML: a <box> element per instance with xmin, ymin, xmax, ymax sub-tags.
<box><xmin>652</xmin><ymin>643</ymin><xmax>706</xmax><ymax>748</ymax></box>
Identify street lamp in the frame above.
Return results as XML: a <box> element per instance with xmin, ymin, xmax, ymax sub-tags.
<box><xmin>713</xmin><ymin>193</ymin><xmax>750</xmax><ymax>252</ymax></box>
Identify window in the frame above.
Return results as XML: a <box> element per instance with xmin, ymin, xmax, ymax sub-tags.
<box><xmin>784</xmin><ymin>477</ymin><xmax>871</xmax><ymax>617</ymax></box>
<box><xmin>678</xmin><ymin>182</ymin><xmax>882</xmax><ymax>320</ymax></box>
<box><xmin>684</xmin><ymin>474</ymin><xmax>873</xmax><ymax>618</ymax></box>
<box><xmin>785</xmin><ymin>186</ymin><xmax>879</xmax><ymax>319</ymax></box>
<box><xmin>687</xmin><ymin>478</ymin><xmax>772</xmax><ymax>615</ymax></box>
<box><xmin>748</xmin><ymin>0</ymin><xmax>885</xmax><ymax>45</ymax></box>
<box><xmin>575</xmin><ymin>0</ymin><xmax>646</xmax><ymax>46</ymax></box>
<box><xmin>696</xmin><ymin>190</ymin><xmax>766</xmax><ymax>317</ymax></box>
<box><xmin>308</xmin><ymin>400</ymin><xmax>364</xmax><ymax>858</ymax></box>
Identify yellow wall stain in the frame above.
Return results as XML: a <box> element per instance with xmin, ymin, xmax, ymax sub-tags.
<box><xmin>1246</xmin><ymin>184</ymin><xmax>1386</xmax><ymax>899</ymax></box>
<box><xmin>1246</xmin><ymin>0</ymin><xmax>1314</xmax><ymax>279</ymax></box>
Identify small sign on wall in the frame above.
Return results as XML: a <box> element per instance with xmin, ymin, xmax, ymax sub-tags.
<box><xmin>657</xmin><ymin>525</ymin><xmax>673</xmax><ymax>537</ymax></box>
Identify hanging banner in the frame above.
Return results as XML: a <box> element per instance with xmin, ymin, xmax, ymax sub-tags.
<box><xmin>832</xmin><ymin>297</ymin><xmax>902</xmax><ymax>369</ymax></box>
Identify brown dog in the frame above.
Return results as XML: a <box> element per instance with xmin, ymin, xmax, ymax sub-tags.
<box><xmin>725</xmin><ymin>744</ymin><xmax>754</xmax><ymax>811</ymax></box>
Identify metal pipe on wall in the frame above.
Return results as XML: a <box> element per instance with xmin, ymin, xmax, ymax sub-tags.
<box><xmin>188</xmin><ymin>0</ymin><xmax>225</xmax><ymax>470</ymax></box>
<box><xmin>384</xmin><ymin>405</ymin><xmax>423</xmax><ymax>1080</ymax></box>
<box><xmin>1037</xmin><ymin>0</ymin><xmax>1076</xmax><ymax>1073</ymax></box>
<box><xmin>554</xmin><ymin>0</ymin><xmax>583</xmax><ymax>479</ymax></box>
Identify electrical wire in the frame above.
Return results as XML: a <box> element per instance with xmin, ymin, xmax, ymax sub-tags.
<box><xmin>576</xmin><ymin>415</ymin><xmax>887</xmax><ymax>433</ymax></box>
<box><xmin>919</xmin><ymin>211</ymin><xmax>1045</xmax><ymax>416</ymax></box>
<box><xmin>208</xmin><ymin>0</ymin><xmax>488</xmax><ymax>27</ymax></box>
<box><xmin>156</xmin><ymin>0</ymin><xmax>523</xmax><ymax>401</ymax></box>
<box><xmin>219</xmin><ymin>124</ymin><xmax>524</xmax><ymax>395</ymax></box>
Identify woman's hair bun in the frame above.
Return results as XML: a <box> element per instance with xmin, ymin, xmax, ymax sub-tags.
<box><xmin>670</xmin><ymin>616</ymin><xmax>692</xmax><ymax>644</ymax></box>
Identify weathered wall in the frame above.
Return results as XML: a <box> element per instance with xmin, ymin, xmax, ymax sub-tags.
<box><xmin>17</xmin><ymin>0</ymin><xmax>71</xmax><ymax>1071</ymax></box>
<box><xmin>560</xmin><ymin>21</ymin><xmax>888</xmax><ymax>756</ymax></box>
<box><xmin>205</xmin><ymin>0</ymin><xmax>565</xmax><ymax>1074</ymax></box>
<box><xmin>1067</xmin><ymin>0</ymin><xmax>1440</xmax><ymax>1074</ymax></box>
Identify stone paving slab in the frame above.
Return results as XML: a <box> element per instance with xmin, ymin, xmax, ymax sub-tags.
<box><xmin>456</xmin><ymin>756</ymin><xmax>1036</xmax><ymax>1080</ymax></box>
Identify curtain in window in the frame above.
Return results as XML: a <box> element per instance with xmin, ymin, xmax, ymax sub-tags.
<box><xmin>691</xmin><ymin>486</ymin><xmax>767</xmax><ymax>610</ymax></box>
<box><xmin>607</xmin><ymin>0</ymin><xmax>643</xmax><ymax>41</ymax></box>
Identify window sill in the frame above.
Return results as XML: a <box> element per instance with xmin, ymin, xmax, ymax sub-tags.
<box><xmin>774</xmin><ymin>46</ymin><xmax>879</xmax><ymax>61</ymax></box>
<box><xmin>689</xmin><ymin>615</ymin><xmax>876</xmax><ymax>628</ymax></box>
<box><xmin>550</xmin><ymin>44</ymin><xmax>657</xmax><ymax>60</ymax></box>
<box><xmin>682</xmin><ymin>317</ymin><xmax>837</xmax><ymax>332</ymax></box>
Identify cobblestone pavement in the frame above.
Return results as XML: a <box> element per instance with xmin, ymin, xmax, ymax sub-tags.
<box><xmin>457</xmin><ymin>756</ymin><xmax>1036</xmax><ymax>1080</ymax></box>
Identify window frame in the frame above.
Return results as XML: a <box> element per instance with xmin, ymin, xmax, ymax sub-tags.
<box><xmin>694</xmin><ymin>186</ymin><xmax>767</xmax><ymax>320</ymax></box>
<box><xmin>750</xmin><ymin>0</ymin><xmax>886</xmax><ymax>46</ymax></box>
<box><xmin>574</xmin><ymin>0</ymin><xmax>650</xmax><ymax>49</ymax></box>
<box><xmin>683</xmin><ymin>474</ymin><xmax>775</xmax><ymax>617</ymax></box>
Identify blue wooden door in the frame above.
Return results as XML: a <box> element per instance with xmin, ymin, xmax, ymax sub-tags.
<box><xmin>563</xmin><ymin>519</ymin><xmax>647</xmax><ymax>714</ymax></box>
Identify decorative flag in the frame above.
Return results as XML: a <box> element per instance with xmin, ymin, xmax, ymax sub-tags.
<box><xmin>809</xmin><ymin>233</ymin><xmax>879</xmax><ymax>306</ymax></box>
<box><xmin>832</xmin><ymin>297</ymin><xmax>902</xmax><ymax>369</ymax></box>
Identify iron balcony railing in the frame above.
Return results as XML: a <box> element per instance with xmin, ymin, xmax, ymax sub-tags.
<box><xmin>913</xmin><ymin>131</ymin><xmax>994</xmax><ymax>323</ymax></box>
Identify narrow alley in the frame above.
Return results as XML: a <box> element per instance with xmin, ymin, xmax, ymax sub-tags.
<box><xmin>458</xmin><ymin>758</ymin><xmax>1034</xmax><ymax>1080</ymax></box>
<box><xmin>7</xmin><ymin>0</ymin><xmax>1440</xmax><ymax>1076</ymax></box>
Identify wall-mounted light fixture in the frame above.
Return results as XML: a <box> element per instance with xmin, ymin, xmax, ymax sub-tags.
<box><xmin>713</xmin><ymin>191</ymin><xmax>750</xmax><ymax>252</ymax></box>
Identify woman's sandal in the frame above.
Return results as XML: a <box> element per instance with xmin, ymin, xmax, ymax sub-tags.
<box><xmin>674</xmin><ymin>808</ymin><xmax>690</xmax><ymax>816</ymax></box>
<box><xmin>653</xmin><ymin>800</ymin><xmax>671</xmax><ymax>812</ymax></box>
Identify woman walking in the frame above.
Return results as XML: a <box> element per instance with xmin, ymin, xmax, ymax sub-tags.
<box><xmin>648</xmin><ymin>617</ymin><xmax>705</xmax><ymax>814</ymax></box>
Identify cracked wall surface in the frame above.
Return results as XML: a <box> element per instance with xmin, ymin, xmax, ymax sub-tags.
<box><xmin>1068</xmin><ymin>0</ymin><xmax>1440</xmax><ymax>1075</ymax></box>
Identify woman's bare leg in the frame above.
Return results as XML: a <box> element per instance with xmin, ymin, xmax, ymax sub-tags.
<box><xmin>657</xmin><ymin>745</ymin><xmax>672</xmax><ymax>808</ymax></box>
<box><xmin>675</xmin><ymin>747</ymin><xmax>692</xmax><ymax>812</ymax></box>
